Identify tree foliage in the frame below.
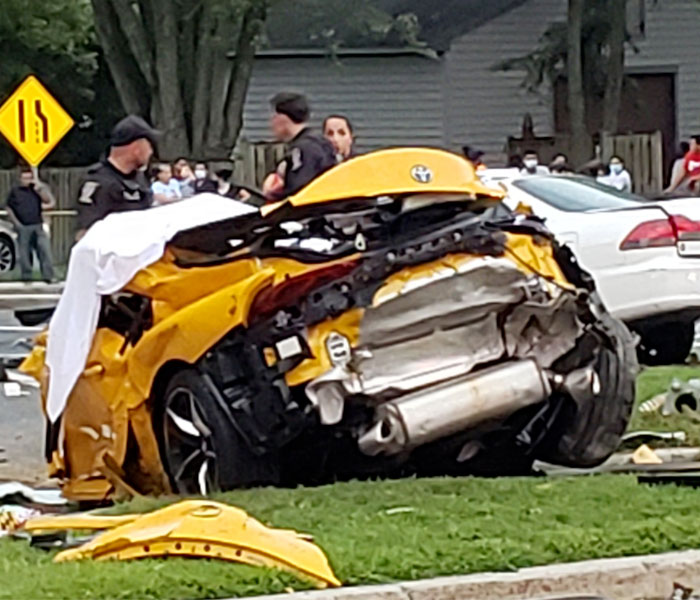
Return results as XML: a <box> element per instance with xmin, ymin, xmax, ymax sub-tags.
<box><xmin>263</xmin><ymin>0</ymin><xmax>424</xmax><ymax>51</ymax></box>
<box><xmin>0</xmin><ymin>0</ymin><xmax>108</xmax><ymax>167</ymax></box>
<box><xmin>494</xmin><ymin>0</ymin><xmax>632</xmax><ymax>160</ymax></box>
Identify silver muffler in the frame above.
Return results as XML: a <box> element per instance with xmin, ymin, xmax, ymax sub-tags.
<box><xmin>358</xmin><ymin>360</ymin><xmax>551</xmax><ymax>456</ymax></box>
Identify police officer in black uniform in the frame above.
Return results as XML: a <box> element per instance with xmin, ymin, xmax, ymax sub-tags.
<box><xmin>266</xmin><ymin>92</ymin><xmax>336</xmax><ymax>200</ymax></box>
<box><xmin>76</xmin><ymin>115</ymin><xmax>159</xmax><ymax>239</ymax></box>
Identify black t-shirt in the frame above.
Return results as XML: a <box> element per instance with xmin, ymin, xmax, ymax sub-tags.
<box><xmin>280</xmin><ymin>128</ymin><xmax>337</xmax><ymax>198</ymax></box>
<box><xmin>193</xmin><ymin>178</ymin><xmax>218</xmax><ymax>194</ymax></box>
<box><xmin>77</xmin><ymin>160</ymin><xmax>153</xmax><ymax>230</ymax></box>
<box><xmin>6</xmin><ymin>185</ymin><xmax>43</xmax><ymax>226</ymax></box>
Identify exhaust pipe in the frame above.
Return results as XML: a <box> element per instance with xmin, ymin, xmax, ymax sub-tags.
<box><xmin>358</xmin><ymin>360</ymin><xmax>551</xmax><ymax>456</ymax></box>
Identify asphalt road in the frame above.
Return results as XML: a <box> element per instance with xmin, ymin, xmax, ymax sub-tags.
<box><xmin>0</xmin><ymin>309</ymin><xmax>47</xmax><ymax>484</ymax></box>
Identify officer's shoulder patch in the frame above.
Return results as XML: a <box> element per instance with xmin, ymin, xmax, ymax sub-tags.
<box><xmin>78</xmin><ymin>181</ymin><xmax>100</xmax><ymax>205</ymax></box>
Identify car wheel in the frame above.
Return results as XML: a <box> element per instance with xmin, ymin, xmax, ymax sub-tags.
<box><xmin>536</xmin><ymin>314</ymin><xmax>638</xmax><ymax>468</ymax></box>
<box><xmin>0</xmin><ymin>235</ymin><xmax>15</xmax><ymax>273</ymax></box>
<box><xmin>636</xmin><ymin>322</ymin><xmax>693</xmax><ymax>366</ymax></box>
<box><xmin>157</xmin><ymin>368</ymin><xmax>276</xmax><ymax>495</ymax></box>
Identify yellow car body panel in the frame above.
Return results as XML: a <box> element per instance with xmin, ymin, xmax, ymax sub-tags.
<box><xmin>283</xmin><ymin>147</ymin><xmax>504</xmax><ymax>207</ymax></box>
<box><xmin>25</xmin><ymin>513</ymin><xmax>138</xmax><ymax>532</ymax></box>
<box><xmin>46</xmin><ymin>500</ymin><xmax>341</xmax><ymax>588</ymax></box>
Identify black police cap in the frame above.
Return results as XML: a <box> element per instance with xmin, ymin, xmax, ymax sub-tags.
<box><xmin>110</xmin><ymin>115</ymin><xmax>161</xmax><ymax>148</ymax></box>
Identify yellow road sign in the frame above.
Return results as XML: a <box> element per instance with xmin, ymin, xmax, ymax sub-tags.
<box><xmin>0</xmin><ymin>75</ymin><xmax>74</xmax><ymax>166</ymax></box>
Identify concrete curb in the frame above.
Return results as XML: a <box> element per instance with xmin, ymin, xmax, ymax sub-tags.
<box><xmin>247</xmin><ymin>550</ymin><xmax>700</xmax><ymax>599</ymax></box>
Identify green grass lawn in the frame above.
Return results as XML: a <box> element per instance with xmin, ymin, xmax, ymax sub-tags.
<box><xmin>3</xmin><ymin>366</ymin><xmax>700</xmax><ymax>600</ymax></box>
<box><xmin>4</xmin><ymin>474</ymin><xmax>700</xmax><ymax>599</ymax></box>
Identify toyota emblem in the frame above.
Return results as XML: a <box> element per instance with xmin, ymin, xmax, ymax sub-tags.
<box><xmin>410</xmin><ymin>165</ymin><xmax>433</xmax><ymax>183</ymax></box>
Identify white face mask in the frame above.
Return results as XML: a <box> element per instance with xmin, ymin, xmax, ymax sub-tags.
<box><xmin>610</xmin><ymin>163</ymin><xmax>623</xmax><ymax>175</ymax></box>
<box><xmin>194</xmin><ymin>169</ymin><xmax>207</xmax><ymax>180</ymax></box>
<box><xmin>524</xmin><ymin>159</ymin><xmax>537</xmax><ymax>170</ymax></box>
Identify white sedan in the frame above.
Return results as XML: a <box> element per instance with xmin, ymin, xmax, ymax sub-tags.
<box><xmin>482</xmin><ymin>171</ymin><xmax>700</xmax><ymax>365</ymax></box>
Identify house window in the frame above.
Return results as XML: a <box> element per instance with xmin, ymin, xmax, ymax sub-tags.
<box><xmin>626</xmin><ymin>0</ymin><xmax>646</xmax><ymax>39</ymax></box>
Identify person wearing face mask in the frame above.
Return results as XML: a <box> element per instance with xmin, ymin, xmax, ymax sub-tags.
<box><xmin>598</xmin><ymin>156</ymin><xmax>632</xmax><ymax>192</ymax></box>
<box><xmin>193</xmin><ymin>162</ymin><xmax>218</xmax><ymax>194</ymax></box>
<box><xmin>323</xmin><ymin>114</ymin><xmax>355</xmax><ymax>162</ymax></box>
<box><xmin>519</xmin><ymin>150</ymin><xmax>549</xmax><ymax>177</ymax></box>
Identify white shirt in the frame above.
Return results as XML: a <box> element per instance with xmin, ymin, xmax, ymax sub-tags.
<box><xmin>151</xmin><ymin>179</ymin><xmax>182</xmax><ymax>203</ymax></box>
<box><xmin>597</xmin><ymin>170</ymin><xmax>632</xmax><ymax>193</ymax></box>
<box><xmin>519</xmin><ymin>165</ymin><xmax>550</xmax><ymax>177</ymax></box>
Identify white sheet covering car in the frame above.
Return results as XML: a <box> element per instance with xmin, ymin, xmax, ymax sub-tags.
<box><xmin>481</xmin><ymin>172</ymin><xmax>700</xmax><ymax>364</ymax></box>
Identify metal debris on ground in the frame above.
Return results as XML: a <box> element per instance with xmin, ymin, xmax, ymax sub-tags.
<box><xmin>23</xmin><ymin>499</ymin><xmax>341</xmax><ymax>588</ymax></box>
<box><xmin>0</xmin><ymin>482</ymin><xmax>67</xmax><ymax>509</ymax></box>
<box><xmin>621</xmin><ymin>430</ymin><xmax>687</xmax><ymax>445</ymax></box>
<box><xmin>639</xmin><ymin>378</ymin><xmax>700</xmax><ymax>418</ymax></box>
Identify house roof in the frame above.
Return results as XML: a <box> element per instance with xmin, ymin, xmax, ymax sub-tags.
<box><xmin>261</xmin><ymin>0</ymin><xmax>527</xmax><ymax>54</ymax></box>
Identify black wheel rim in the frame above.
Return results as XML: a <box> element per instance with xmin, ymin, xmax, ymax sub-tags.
<box><xmin>162</xmin><ymin>385</ymin><xmax>219</xmax><ymax>495</ymax></box>
<box><xmin>0</xmin><ymin>241</ymin><xmax>13</xmax><ymax>273</ymax></box>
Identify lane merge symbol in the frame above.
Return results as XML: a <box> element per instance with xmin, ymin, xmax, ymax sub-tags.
<box><xmin>0</xmin><ymin>75</ymin><xmax>74</xmax><ymax>166</ymax></box>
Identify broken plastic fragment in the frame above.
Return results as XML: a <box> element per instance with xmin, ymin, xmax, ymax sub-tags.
<box><xmin>632</xmin><ymin>444</ymin><xmax>663</xmax><ymax>465</ymax></box>
<box><xmin>27</xmin><ymin>500</ymin><xmax>341</xmax><ymax>588</ymax></box>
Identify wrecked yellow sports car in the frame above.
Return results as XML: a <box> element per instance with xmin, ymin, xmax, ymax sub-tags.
<box><xmin>23</xmin><ymin>148</ymin><xmax>638</xmax><ymax>502</ymax></box>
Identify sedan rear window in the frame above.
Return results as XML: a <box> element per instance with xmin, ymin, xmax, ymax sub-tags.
<box><xmin>512</xmin><ymin>176</ymin><xmax>644</xmax><ymax>212</ymax></box>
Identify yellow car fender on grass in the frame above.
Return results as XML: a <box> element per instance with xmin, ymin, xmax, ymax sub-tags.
<box><xmin>27</xmin><ymin>500</ymin><xmax>341</xmax><ymax>588</ymax></box>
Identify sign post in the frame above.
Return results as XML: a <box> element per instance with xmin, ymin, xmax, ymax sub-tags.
<box><xmin>0</xmin><ymin>75</ymin><xmax>75</xmax><ymax>166</ymax></box>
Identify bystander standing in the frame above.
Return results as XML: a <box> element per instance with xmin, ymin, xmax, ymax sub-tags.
<box><xmin>598</xmin><ymin>156</ymin><xmax>632</xmax><ymax>192</ymax></box>
<box><xmin>173</xmin><ymin>158</ymin><xmax>196</xmax><ymax>198</ymax></box>
<box><xmin>4</xmin><ymin>166</ymin><xmax>56</xmax><ymax>282</ymax></box>
<box><xmin>193</xmin><ymin>162</ymin><xmax>217</xmax><ymax>194</ymax></box>
<box><xmin>550</xmin><ymin>153</ymin><xmax>568</xmax><ymax>170</ymax></box>
<box><xmin>323</xmin><ymin>115</ymin><xmax>355</xmax><ymax>162</ymax></box>
<box><xmin>151</xmin><ymin>163</ymin><xmax>182</xmax><ymax>205</ymax></box>
<box><xmin>462</xmin><ymin>146</ymin><xmax>486</xmax><ymax>171</ymax></box>
<box><xmin>666</xmin><ymin>135</ymin><xmax>700</xmax><ymax>195</ymax></box>
<box><xmin>520</xmin><ymin>150</ymin><xmax>549</xmax><ymax>176</ymax></box>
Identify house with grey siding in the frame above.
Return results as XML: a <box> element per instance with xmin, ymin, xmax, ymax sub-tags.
<box><xmin>240</xmin><ymin>0</ymin><xmax>700</xmax><ymax>166</ymax></box>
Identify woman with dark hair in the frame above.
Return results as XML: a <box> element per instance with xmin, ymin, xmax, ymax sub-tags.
<box><xmin>323</xmin><ymin>114</ymin><xmax>355</xmax><ymax>162</ymax></box>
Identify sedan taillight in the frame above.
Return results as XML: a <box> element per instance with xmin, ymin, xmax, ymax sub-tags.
<box><xmin>620</xmin><ymin>215</ymin><xmax>700</xmax><ymax>250</ymax></box>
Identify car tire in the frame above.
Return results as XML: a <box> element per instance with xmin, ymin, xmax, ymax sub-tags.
<box><xmin>156</xmin><ymin>368</ymin><xmax>277</xmax><ymax>495</ymax></box>
<box><xmin>536</xmin><ymin>314</ymin><xmax>638</xmax><ymax>468</ymax></box>
<box><xmin>0</xmin><ymin>234</ymin><xmax>15</xmax><ymax>273</ymax></box>
<box><xmin>636</xmin><ymin>322</ymin><xmax>693</xmax><ymax>366</ymax></box>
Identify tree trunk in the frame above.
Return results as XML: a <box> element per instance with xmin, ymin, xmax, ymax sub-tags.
<box><xmin>191</xmin><ymin>6</ymin><xmax>215</xmax><ymax>158</ymax></box>
<box><xmin>204</xmin><ymin>16</ymin><xmax>237</xmax><ymax>158</ymax></box>
<box><xmin>179</xmin><ymin>2</ymin><xmax>199</xmax><ymax>131</ymax></box>
<box><xmin>151</xmin><ymin>0</ymin><xmax>190</xmax><ymax>158</ymax></box>
<box><xmin>602</xmin><ymin>0</ymin><xmax>627</xmax><ymax>134</ymax></box>
<box><xmin>93</xmin><ymin>0</ymin><xmax>269</xmax><ymax>161</ymax></box>
<box><xmin>224</xmin><ymin>3</ymin><xmax>266</xmax><ymax>149</ymax></box>
<box><xmin>91</xmin><ymin>0</ymin><xmax>149</xmax><ymax>116</ymax></box>
<box><xmin>110</xmin><ymin>0</ymin><xmax>156</xmax><ymax>88</ymax></box>
<box><xmin>566</xmin><ymin>0</ymin><xmax>590</xmax><ymax>168</ymax></box>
